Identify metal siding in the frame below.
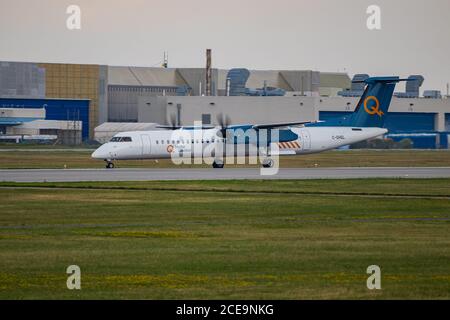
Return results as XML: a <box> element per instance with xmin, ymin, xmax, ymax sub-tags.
<box><xmin>319</xmin><ymin>111</ymin><xmax>352</xmax><ymax>121</ymax></box>
<box><xmin>38</xmin><ymin>63</ymin><xmax>99</xmax><ymax>138</ymax></box>
<box><xmin>439</xmin><ymin>132</ymin><xmax>449</xmax><ymax>149</ymax></box>
<box><xmin>389</xmin><ymin>135</ymin><xmax>437</xmax><ymax>149</ymax></box>
<box><xmin>320</xmin><ymin>111</ymin><xmax>435</xmax><ymax>133</ymax></box>
<box><xmin>0</xmin><ymin>98</ymin><xmax>90</xmax><ymax>139</ymax></box>
<box><xmin>108</xmin><ymin>85</ymin><xmax>178</xmax><ymax>122</ymax></box>
<box><xmin>383</xmin><ymin>112</ymin><xmax>435</xmax><ymax>133</ymax></box>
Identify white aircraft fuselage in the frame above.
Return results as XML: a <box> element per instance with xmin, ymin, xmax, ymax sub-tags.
<box><xmin>91</xmin><ymin>126</ymin><xmax>387</xmax><ymax>162</ymax></box>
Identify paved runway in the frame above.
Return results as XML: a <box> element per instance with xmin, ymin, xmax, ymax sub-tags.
<box><xmin>1</xmin><ymin>167</ymin><xmax>450</xmax><ymax>182</ymax></box>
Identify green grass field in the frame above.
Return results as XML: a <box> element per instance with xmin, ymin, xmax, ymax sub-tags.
<box><xmin>0</xmin><ymin>149</ymin><xmax>450</xmax><ymax>169</ymax></box>
<box><xmin>1</xmin><ymin>179</ymin><xmax>449</xmax><ymax>299</ymax></box>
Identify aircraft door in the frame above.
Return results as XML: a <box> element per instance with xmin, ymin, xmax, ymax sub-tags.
<box><xmin>140</xmin><ymin>134</ymin><xmax>151</xmax><ymax>156</ymax></box>
<box><xmin>301</xmin><ymin>130</ymin><xmax>311</xmax><ymax>150</ymax></box>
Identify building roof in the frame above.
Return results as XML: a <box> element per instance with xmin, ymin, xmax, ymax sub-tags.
<box><xmin>94</xmin><ymin>122</ymin><xmax>159</xmax><ymax>132</ymax></box>
<box><xmin>107</xmin><ymin>66</ymin><xmax>351</xmax><ymax>92</ymax></box>
<box><xmin>246</xmin><ymin>70</ymin><xmax>292</xmax><ymax>90</ymax></box>
<box><xmin>108</xmin><ymin>66</ymin><xmax>184</xmax><ymax>87</ymax></box>
<box><xmin>320</xmin><ymin>72</ymin><xmax>351</xmax><ymax>88</ymax></box>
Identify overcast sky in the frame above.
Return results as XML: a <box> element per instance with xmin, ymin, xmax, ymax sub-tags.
<box><xmin>1</xmin><ymin>0</ymin><xmax>449</xmax><ymax>92</ymax></box>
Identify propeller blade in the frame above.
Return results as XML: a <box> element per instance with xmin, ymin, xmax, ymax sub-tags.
<box><xmin>216</xmin><ymin>113</ymin><xmax>231</xmax><ymax>139</ymax></box>
<box><xmin>169</xmin><ymin>113</ymin><xmax>177</xmax><ymax>130</ymax></box>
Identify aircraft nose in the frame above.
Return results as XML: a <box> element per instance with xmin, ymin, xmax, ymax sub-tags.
<box><xmin>91</xmin><ymin>146</ymin><xmax>107</xmax><ymax>159</ymax></box>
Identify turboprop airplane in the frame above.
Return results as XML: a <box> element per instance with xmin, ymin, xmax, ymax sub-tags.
<box><xmin>92</xmin><ymin>77</ymin><xmax>407</xmax><ymax>169</ymax></box>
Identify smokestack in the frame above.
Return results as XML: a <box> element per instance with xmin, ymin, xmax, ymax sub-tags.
<box><xmin>206</xmin><ymin>49</ymin><xmax>212</xmax><ymax>96</ymax></box>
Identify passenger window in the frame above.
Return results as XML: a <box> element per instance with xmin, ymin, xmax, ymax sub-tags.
<box><xmin>167</xmin><ymin>140</ymin><xmax>170</xmax><ymax>144</ymax></box>
<box><xmin>156</xmin><ymin>140</ymin><xmax>159</xmax><ymax>144</ymax></box>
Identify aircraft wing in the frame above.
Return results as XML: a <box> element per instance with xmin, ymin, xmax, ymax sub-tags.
<box><xmin>252</xmin><ymin>120</ymin><xmax>320</xmax><ymax>130</ymax></box>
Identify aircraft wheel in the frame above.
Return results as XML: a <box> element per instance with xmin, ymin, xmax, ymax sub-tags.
<box><xmin>262</xmin><ymin>158</ymin><xmax>274</xmax><ymax>168</ymax></box>
<box><xmin>106</xmin><ymin>162</ymin><xmax>115</xmax><ymax>169</ymax></box>
<box><xmin>212</xmin><ymin>161</ymin><xmax>224</xmax><ymax>169</ymax></box>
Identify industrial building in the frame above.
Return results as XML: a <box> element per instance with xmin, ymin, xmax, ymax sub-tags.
<box><xmin>0</xmin><ymin>97</ymin><xmax>89</xmax><ymax>139</ymax></box>
<box><xmin>0</xmin><ymin>103</ymin><xmax>84</xmax><ymax>144</ymax></box>
<box><xmin>106</xmin><ymin>67</ymin><xmax>349</xmax><ymax>122</ymax></box>
<box><xmin>0</xmin><ymin>61</ymin><xmax>104</xmax><ymax>143</ymax></box>
<box><xmin>1</xmin><ymin>59</ymin><xmax>449</xmax><ymax>148</ymax></box>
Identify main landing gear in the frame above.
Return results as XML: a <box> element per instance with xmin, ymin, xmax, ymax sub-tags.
<box><xmin>212</xmin><ymin>160</ymin><xmax>224</xmax><ymax>169</ymax></box>
<box><xmin>212</xmin><ymin>159</ymin><xmax>274</xmax><ymax>168</ymax></box>
<box><xmin>262</xmin><ymin>158</ymin><xmax>274</xmax><ymax>168</ymax></box>
<box><xmin>105</xmin><ymin>160</ymin><xmax>115</xmax><ymax>169</ymax></box>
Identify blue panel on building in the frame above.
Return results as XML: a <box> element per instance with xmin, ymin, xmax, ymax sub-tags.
<box><xmin>318</xmin><ymin>111</ymin><xmax>352</xmax><ymax>121</ymax></box>
<box><xmin>383</xmin><ymin>112</ymin><xmax>435</xmax><ymax>133</ymax></box>
<box><xmin>445</xmin><ymin>114</ymin><xmax>450</xmax><ymax>132</ymax></box>
<box><xmin>319</xmin><ymin>111</ymin><xmax>435</xmax><ymax>133</ymax></box>
<box><xmin>0</xmin><ymin>98</ymin><xmax>90</xmax><ymax>139</ymax></box>
<box><xmin>438</xmin><ymin>132</ymin><xmax>449</xmax><ymax>149</ymax></box>
<box><xmin>388</xmin><ymin>134</ymin><xmax>437</xmax><ymax>149</ymax></box>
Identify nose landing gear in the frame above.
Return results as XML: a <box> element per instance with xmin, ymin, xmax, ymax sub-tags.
<box><xmin>105</xmin><ymin>160</ymin><xmax>115</xmax><ymax>169</ymax></box>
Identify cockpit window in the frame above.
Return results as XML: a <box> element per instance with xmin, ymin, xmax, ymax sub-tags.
<box><xmin>110</xmin><ymin>136</ymin><xmax>132</xmax><ymax>142</ymax></box>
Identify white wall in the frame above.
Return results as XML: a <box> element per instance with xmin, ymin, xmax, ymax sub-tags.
<box><xmin>138</xmin><ymin>96</ymin><xmax>317</xmax><ymax>126</ymax></box>
<box><xmin>138</xmin><ymin>95</ymin><xmax>450</xmax><ymax>131</ymax></box>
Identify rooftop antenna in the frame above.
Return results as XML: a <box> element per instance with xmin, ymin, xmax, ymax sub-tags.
<box><xmin>162</xmin><ymin>52</ymin><xmax>168</xmax><ymax>68</ymax></box>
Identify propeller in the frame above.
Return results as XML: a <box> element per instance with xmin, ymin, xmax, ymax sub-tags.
<box><xmin>167</xmin><ymin>113</ymin><xmax>178</xmax><ymax>130</ymax></box>
<box><xmin>216</xmin><ymin>113</ymin><xmax>231</xmax><ymax>139</ymax></box>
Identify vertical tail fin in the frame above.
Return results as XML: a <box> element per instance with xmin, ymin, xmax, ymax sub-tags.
<box><xmin>350</xmin><ymin>77</ymin><xmax>406</xmax><ymax>127</ymax></box>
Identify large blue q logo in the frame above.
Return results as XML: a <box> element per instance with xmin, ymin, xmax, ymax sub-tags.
<box><xmin>364</xmin><ymin>96</ymin><xmax>384</xmax><ymax>117</ymax></box>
